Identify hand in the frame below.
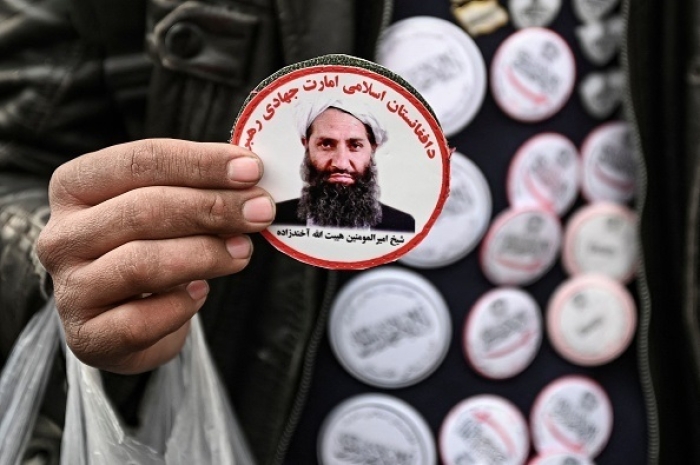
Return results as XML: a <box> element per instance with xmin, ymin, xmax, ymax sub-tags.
<box><xmin>36</xmin><ymin>139</ymin><xmax>274</xmax><ymax>374</ymax></box>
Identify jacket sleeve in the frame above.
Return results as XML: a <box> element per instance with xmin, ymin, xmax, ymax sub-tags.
<box><xmin>0</xmin><ymin>0</ymin><xmax>133</xmax><ymax>362</ymax></box>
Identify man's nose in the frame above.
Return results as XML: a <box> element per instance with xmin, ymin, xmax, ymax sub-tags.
<box><xmin>331</xmin><ymin>146</ymin><xmax>353</xmax><ymax>171</ymax></box>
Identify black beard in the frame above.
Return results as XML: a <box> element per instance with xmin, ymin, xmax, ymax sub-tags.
<box><xmin>297</xmin><ymin>153</ymin><xmax>382</xmax><ymax>228</ymax></box>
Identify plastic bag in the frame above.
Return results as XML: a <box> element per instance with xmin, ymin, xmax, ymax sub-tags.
<box><xmin>0</xmin><ymin>298</ymin><xmax>61</xmax><ymax>464</ymax></box>
<box><xmin>61</xmin><ymin>313</ymin><xmax>255</xmax><ymax>465</ymax></box>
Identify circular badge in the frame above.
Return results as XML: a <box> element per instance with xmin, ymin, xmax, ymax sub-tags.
<box><xmin>528</xmin><ymin>451</ymin><xmax>596</xmax><ymax>465</ymax></box>
<box><xmin>439</xmin><ymin>394</ymin><xmax>530</xmax><ymax>465</ymax></box>
<box><xmin>573</xmin><ymin>0</ymin><xmax>620</xmax><ymax>23</ymax></box>
<box><xmin>580</xmin><ymin>121</ymin><xmax>636</xmax><ymax>204</ymax></box>
<box><xmin>562</xmin><ymin>202</ymin><xmax>638</xmax><ymax>283</ymax></box>
<box><xmin>509</xmin><ymin>0</ymin><xmax>562</xmax><ymax>29</ymax></box>
<box><xmin>318</xmin><ymin>393</ymin><xmax>436</xmax><ymax>465</ymax></box>
<box><xmin>231</xmin><ymin>54</ymin><xmax>450</xmax><ymax>270</ymax></box>
<box><xmin>507</xmin><ymin>133</ymin><xmax>581</xmax><ymax>216</ymax></box>
<box><xmin>401</xmin><ymin>152</ymin><xmax>492</xmax><ymax>268</ymax></box>
<box><xmin>328</xmin><ymin>267</ymin><xmax>452</xmax><ymax>388</ymax></box>
<box><xmin>530</xmin><ymin>375</ymin><xmax>613</xmax><ymax>458</ymax></box>
<box><xmin>480</xmin><ymin>207</ymin><xmax>563</xmax><ymax>286</ymax></box>
<box><xmin>464</xmin><ymin>287</ymin><xmax>543</xmax><ymax>379</ymax></box>
<box><xmin>575</xmin><ymin>15</ymin><xmax>624</xmax><ymax>66</ymax></box>
<box><xmin>377</xmin><ymin>16</ymin><xmax>487</xmax><ymax>136</ymax></box>
<box><xmin>578</xmin><ymin>69</ymin><xmax>624</xmax><ymax>120</ymax></box>
<box><xmin>547</xmin><ymin>274</ymin><xmax>637</xmax><ymax>366</ymax></box>
<box><xmin>491</xmin><ymin>28</ymin><xmax>576</xmax><ymax>122</ymax></box>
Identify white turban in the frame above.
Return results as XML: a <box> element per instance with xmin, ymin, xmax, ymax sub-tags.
<box><xmin>295</xmin><ymin>97</ymin><xmax>388</xmax><ymax>146</ymax></box>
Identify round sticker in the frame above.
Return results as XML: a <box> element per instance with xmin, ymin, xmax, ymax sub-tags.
<box><xmin>401</xmin><ymin>152</ymin><xmax>492</xmax><ymax>268</ymax></box>
<box><xmin>509</xmin><ymin>0</ymin><xmax>562</xmax><ymax>29</ymax></box>
<box><xmin>580</xmin><ymin>121</ymin><xmax>637</xmax><ymax>203</ymax></box>
<box><xmin>480</xmin><ymin>207</ymin><xmax>563</xmax><ymax>286</ymax></box>
<box><xmin>547</xmin><ymin>274</ymin><xmax>637</xmax><ymax>366</ymax></box>
<box><xmin>377</xmin><ymin>16</ymin><xmax>487</xmax><ymax>136</ymax></box>
<box><xmin>578</xmin><ymin>69</ymin><xmax>623</xmax><ymax>120</ymax></box>
<box><xmin>491</xmin><ymin>28</ymin><xmax>576</xmax><ymax>122</ymax></box>
<box><xmin>562</xmin><ymin>202</ymin><xmax>638</xmax><ymax>283</ymax></box>
<box><xmin>507</xmin><ymin>133</ymin><xmax>581</xmax><ymax>216</ymax></box>
<box><xmin>530</xmin><ymin>375</ymin><xmax>613</xmax><ymax>458</ymax></box>
<box><xmin>318</xmin><ymin>393</ymin><xmax>436</xmax><ymax>465</ymax></box>
<box><xmin>232</xmin><ymin>54</ymin><xmax>450</xmax><ymax>270</ymax></box>
<box><xmin>575</xmin><ymin>15</ymin><xmax>624</xmax><ymax>66</ymax></box>
<box><xmin>572</xmin><ymin>0</ymin><xmax>620</xmax><ymax>23</ymax></box>
<box><xmin>440</xmin><ymin>394</ymin><xmax>530</xmax><ymax>465</ymax></box>
<box><xmin>328</xmin><ymin>267</ymin><xmax>452</xmax><ymax>388</ymax></box>
<box><xmin>528</xmin><ymin>451</ymin><xmax>596</xmax><ymax>465</ymax></box>
<box><xmin>464</xmin><ymin>287</ymin><xmax>543</xmax><ymax>379</ymax></box>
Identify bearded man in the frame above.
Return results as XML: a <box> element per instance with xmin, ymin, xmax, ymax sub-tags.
<box><xmin>274</xmin><ymin>102</ymin><xmax>415</xmax><ymax>232</ymax></box>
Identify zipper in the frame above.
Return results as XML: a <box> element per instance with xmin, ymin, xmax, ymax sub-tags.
<box><xmin>271</xmin><ymin>270</ymin><xmax>338</xmax><ymax>465</ymax></box>
<box><xmin>620</xmin><ymin>0</ymin><xmax>660</xmax><ymax>463</ymax></box>
<box><xmin>373</xmin><ymin>0</ymin><xmax>394</xmax><ymax>60</ymax></box>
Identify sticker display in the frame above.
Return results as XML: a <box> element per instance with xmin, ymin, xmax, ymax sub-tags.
<box><xmin>572</xmin><ymin>0</ymin><xmax>620</xmax><ymax>23</ymax></box>
<box><xmin>328</xmin><ymin>267</ymin><xmax>452</xmax><ymax>388</ymax></box>
<box><xmin>580</xmin><ymin>121</ymin><xmax>637</xmax><ymax>203</ymax></box>
<box><xmin>491</xmin><ymin>28</ymin><xmax>576</xmax><ymax>122</ymax></box>
<box><xmin>509</xmin><ymin>0</ymin><xmax>562</xmax><ymax>29</ymax></box>
<box><xmin>480</xmin><ymin>207</ymin><xmax>563</xmax><ymax>286</ymax></box>
<box><xmin>575</xmin><ymin>15</ymin><xmax>624</xmax><ymax>66</ymax></box>
<box><xmin>578</xmin><ymin>69</ymin><xmax>623</xmax><ymax>120</ymax></box>
<box><xmin>318</xmin><ymin>393</ymin><xmax>436</xmax><ymax>465</ymax></box>
<box><xmin>232</xmin><ymin>54</ymin><xmax>450</xmax><ymax>270</ymax></box>
<box><xmin>507</xmin><ymin>133</ymin><xmax>581</xmax><ymax>216</ymax></box>
<box><xmin>562</xmin><ymin>202</ymin><xmax>638</xmax><ymax>283</ymax></box>
<box><xmin>546</xmin><ymin>274</ymin><xmax>637</xmax><ymax>366</ymax></box>
<box><xmin>530</xmin><ymin>375</ymin><xmax>613</xmax><ymax>458</ymax></box>
<box><xmin>401</xmin><ymin>152</ymin><xmax>492</xmax><ymax>269</ymax></box>
<box><xmin>377</xmin><ymin>16</ymin><xmax>487</xmax><ymax>136</ymax></box>
<box><xmin>440</xmin><ymin>394</ymin><xmax>530</xmax><ymax>465</ymax></box>
<box><xmin>464</xmin><ymin>287</ymin><xmax>543</xmax><ymax>379</ymax></box>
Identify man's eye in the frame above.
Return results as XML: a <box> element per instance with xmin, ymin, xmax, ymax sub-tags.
<box><xmin>320</xmin><ymin>140</ymin><xmax>333</xmax><ymax>148</ymax></box>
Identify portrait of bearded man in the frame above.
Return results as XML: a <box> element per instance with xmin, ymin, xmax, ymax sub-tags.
<box><xmin>274</xmin><ymin>100</ymin><xmax>415</xmax><ymax>232</ymax></box>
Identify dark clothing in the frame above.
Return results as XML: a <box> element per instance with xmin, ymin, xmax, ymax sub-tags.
<box><xmin>274</xmin><ymin>198</ymin><xmax>415</xmax><ymax>232</ymax></box>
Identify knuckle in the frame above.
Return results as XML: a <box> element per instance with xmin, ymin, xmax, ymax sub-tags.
<box><xmin>205</xmin><ymin>192</ymin><xmax>230</xmax><ymax>226</ymax></box>
<box><xmin>114</xmin><ymin>242</ymin><xmax>160</xmax><ymax>290</ymax></box>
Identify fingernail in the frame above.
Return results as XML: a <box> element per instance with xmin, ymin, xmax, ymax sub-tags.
<box><xmin>186</xmin><ymin>280</ymin><xmax>209</xmax><ymax>301</ymax></box>
<box><xmin>243</xmin><ymin>196</ymin><xmax>274</xmax><ymax>223</ymax></box>
<box><xmin>226</xmin><ymin>235</ymin><xmax>252</xmax><ymax>259</ymax></box>
<box><xmin>228</xmin><ymin>157</ymin><xmax>261</xmax><ymax>182</ymax></box>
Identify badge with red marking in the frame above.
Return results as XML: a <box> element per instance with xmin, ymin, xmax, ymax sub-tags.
<box><xmin>231</xmin><ymin>54</ymin><xmax>450</xmax><ymax>269</ymax></box>
<box><xmin>491</xmin><ymin>28</ymin><xmax>576</xmax><ymax>122</ymax></box>
<box><xmin>440</xmin><ymin>394</ymin><xmax>530</xmax><ymax>465</ymax></box>
<box><xmin>530</xmin><ymin>375</ymin><xmax>613</xmax><ymax>458</ymax></box>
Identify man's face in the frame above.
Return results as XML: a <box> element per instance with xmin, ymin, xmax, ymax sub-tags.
<box><xmin>303</xmin><ymin>108</ymin><xmax>375</xmax><ymax>186</ymax></box>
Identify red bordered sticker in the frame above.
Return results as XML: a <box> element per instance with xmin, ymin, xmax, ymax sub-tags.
<box><xmin>232</xmin><ymin>56</ymin><xmax>450</xmax><ymax>270</ymax></box>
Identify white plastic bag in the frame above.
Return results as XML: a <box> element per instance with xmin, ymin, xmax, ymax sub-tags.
<box><xmin>0</xmin><ymin>298</ymin><xmax>60</xmax><ymax>465</ymax></box>
<box><xmin>61</xmin><ymin>314</ymin><xmax>255</xmax><ymax>465</ymax></box>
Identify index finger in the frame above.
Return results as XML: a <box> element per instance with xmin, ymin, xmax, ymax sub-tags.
<box><xmin>50</xmin><ymin>139</ymin><xmax>263</xmax><ymax>209</ymax></box>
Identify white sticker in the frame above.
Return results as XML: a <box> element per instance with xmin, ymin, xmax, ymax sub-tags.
<box><xmin>562</xmin><ymin>202</ymin><xmax>638</xmax><ymax>283</ymax></box>
<box><xmin>318</xmin><ymin>394</ymin><xmax>436</xmax><ymax>465</ymax></box>
<box><xmin>480</xmin><ymin>207</ymin><xmax>562</xmax><ymax>286</ymax></box>
<box><xmin>529</xmin><ymin>451</ymin><xmax>596</xmax><ymax>465</ymax></box>
<box><xmin>440</xmin><ymin>394</ymin><xmax>530</xmax><ymax>465</ymax></box>
<box><xmin>507</xmin><ymin>133</ymin><xmax>581</xmax><ymax>216</ymax></box>
<box><xmin>530</xmin><ymin>376</ymin><xmax>613</xmax><ymax>458</ymax></box>
<box><xmin>509</xmin><ymin>0</ymin><xmax>562</xmax><ymax>29</ymax></box>
<box><xmin>378</xmin><ymin>16</ymin><xmax>487</xmax><ymax>136</ymax></box>
<box><xmin>491</xmin><ymin>28</ymin><xmax>576</xmax><ymax>122</ymax></box>
<box><xmin>401</xmin><ymin>152</ymin><xmax>492</xmax><ymax>268</ymax></box>
<box><xmin>328</xmin><ymin>267</ymin><xmax>452</xmax><ymax>388</ymax></box>
<box><xmin>547</xmin><ymin>274</ymin><xmax>637</xmax><ymax>366</ymax></box>
<box><xmin>580</xmin><ymin>121</ymin><xmax>637</xmax><ymax>203</ymax></box>
<box><xmin>575</xmin><ymin>15</ymin><xmax>624</xmax><ymax>66</ymax></box>
<box><xmin>573</xmin><ymin>0</ymin><xmax>620</xmax><ymax>23</ymax></box>
<box><xmin>464</xmin><ymin>287</ymin><xmax>543</xmax><ymax>379</ymax></box>
<box><xmin>578</xmin><ymin>69</ymin><xmax>624</xmax><ymax>120</ymax></box>
<box><xmin>232</xmin><ymin>55</ymin><xmax>450</xmax><ymax>269</ymax></box>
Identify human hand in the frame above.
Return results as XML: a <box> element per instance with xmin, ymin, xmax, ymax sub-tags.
<box><xmin>36</xmin><ymin>139</ymin><xmax>274</xmax><ymax>374</ymax></box>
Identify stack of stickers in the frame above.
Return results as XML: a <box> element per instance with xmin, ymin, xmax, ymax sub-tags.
<box><xmin>234</xmin><ymin>0</ymin><xmax>642</xmax><ymax>463</ymax></box>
